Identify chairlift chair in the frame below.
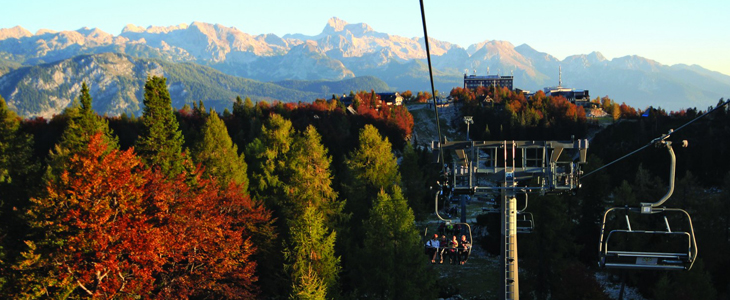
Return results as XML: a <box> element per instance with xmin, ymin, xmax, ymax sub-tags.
<box><xmin>597</xmin><ymin>138</ymin><xmax>698</xmax><ymax>271</ymax></box>
<box><xmin>516</xmin><ymin>212</ymin><xmax>534</xmax><ymax>234</ymax></box>
<box><xmin>598</xmin><ymin>206</ymin><xmax>697</xmax><ymax>270</ymax></box>
<box><xmin>434</xmin><ymin>189</ymin><xmax>473</xmax><ymax>261</ymax></box>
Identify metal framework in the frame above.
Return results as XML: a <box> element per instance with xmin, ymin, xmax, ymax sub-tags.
<box><xmin>433</xmin><ymin>139</ymin><xmax>588</xmax><ymax>300</ymax></box>
<box><xmin>598</xmin><ymin>138</ymin><xmax>698</xmax><ymax>271</ymax></box>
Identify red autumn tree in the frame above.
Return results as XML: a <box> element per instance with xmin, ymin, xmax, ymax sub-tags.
<box><xmin>388</xmin><ymin>105</ymin><xmax>414</xmax><ymax>139</ymax></box>
<box><xmin>16</xmin><ymin>133</ymin><xmax>272</xmax><ymax>299</ymax></box>
<box><xmin>149</xmin><ymin>170</ymin><xmax>271</xmax><ymax>299</ymax></box>
<box><xmin>18</xmin><ymin>133</ymin><xmax>161</xmax><ymax>298</ymax></box>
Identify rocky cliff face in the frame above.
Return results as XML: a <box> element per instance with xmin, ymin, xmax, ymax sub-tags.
<box><xmin>0</xmin><ymin>53</ymin><xmax>148</xmax><ymax>118</ymax></box>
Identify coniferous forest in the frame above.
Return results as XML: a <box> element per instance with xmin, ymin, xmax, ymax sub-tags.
<box><xmin>1</xmin><ymin>77</ymin><xmax>729</xmax><ymax>299</ymax></box>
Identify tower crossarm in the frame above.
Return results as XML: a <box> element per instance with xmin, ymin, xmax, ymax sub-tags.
<box><xmin>433</xmin><ymin>140</ymin><xmax>588</xmax><ymax>195</ymax></box>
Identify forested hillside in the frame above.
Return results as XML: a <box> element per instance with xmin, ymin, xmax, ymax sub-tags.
<box><xmin>0</xmin><ymin>77</ymin><xmax>426</xmax><ymax>299</ymax></box>
<box><xmin>0</xmin><ymin>76</ymin><xmax>728</xmax><ymax>299</ymax></box>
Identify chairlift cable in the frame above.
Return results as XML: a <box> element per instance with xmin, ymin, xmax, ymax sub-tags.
<box><xmin>583</xmin><ymin>98</ymin><xmax>730</xmax><ymax>178</ymax></box>
<box><xmin>419</xmin><ymin>0</ymin><xmax>446</xmax><ymax>174</ymax></box>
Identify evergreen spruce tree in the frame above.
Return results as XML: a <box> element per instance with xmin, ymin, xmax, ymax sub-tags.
<box><xmin>359</xmin><ymin>187</ymin><xmax>436</xmax><ymax>299</ymax></box>
<box><xmin>47</xmin><ymin>82</ymin><xmax>118</xmax><ymax>176</ymax></box>
<box><xmin>0</xmin><ymin>96</ymin><xmax>40</xmax><ymax>293</ymax></box>
<box><xmin>245</xmin><ymin>113</ymin><xmax>295</xmax><ymax>298</ymax></box>
<box><xmin>284</xmin><ymin>125</ymin><xmax>342</xmax><ymax>221</ymax></box>
<box><xmin>0</xmin><ymin>95</ymin><xmax>37</xmax><ymax>188</ymax></box>
<box><xmin>341</xmin><ymin>125</ymin><xmax>410</xmax><ymax>297</ymax></box>
<box><xmin>135</xmin><ymin>76</ymin><xmax>186</xmax><ymax>177</ymax></box>
<box><xmin>400</xmin><ymin>143</ymin><xmax>428</xmax><ymax>219</ymax></box>
<box><xmin>346</xmin><ymin>124</ymin><xmax>400</xmax><ymax>195</ymax></box>
<box><xmin>246</xmin><ymin>113</ymin><xmax>294</xmax><ymax>206</ymax></box>
<box><xmin>191</xmin><ymin>110</ymin><xmax>248</xmax><ymax>191</ymax></box>
<box><xmin>343</xmin><ymin>124</ymin><xmax>401</xmax><ymax>234</ymax></box>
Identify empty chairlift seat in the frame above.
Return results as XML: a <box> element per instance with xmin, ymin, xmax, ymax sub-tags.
<box><xmin>598</xmin><ymin>206</ymin><xmax>697</xmax><ymax>271</ymax></box>
<box><xmin>516</xmin><ymin>212</ymin><xmax>534</xmax><ymax>234</ymax></box>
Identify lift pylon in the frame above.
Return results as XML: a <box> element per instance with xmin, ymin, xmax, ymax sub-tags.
<box><xmin>433</xmin><ymin>139</ymin><xmax>588</xmax><ymax>300</ymax></box>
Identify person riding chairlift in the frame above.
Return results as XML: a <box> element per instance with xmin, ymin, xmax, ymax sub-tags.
<box><xmin>426</xmin><ymin>234</ymin><xmax>440</xmax><ymax>263</ymax></box>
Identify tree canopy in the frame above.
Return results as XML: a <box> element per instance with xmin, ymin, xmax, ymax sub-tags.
<box><xmin>135</xmin><ymin>76</ymin><xmax>186</xmax><ymax>177</ymax></box>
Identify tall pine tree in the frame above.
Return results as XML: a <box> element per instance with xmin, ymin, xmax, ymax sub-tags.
<box><xmin>245</xmin><ymin>113</ymin><xmax>295</xmax><ymax>298</ymax></box>
<box><xmin>284</xmin><ymin>206</ymin><xmax>339</xmax><ymax>300</ymax></box>
<box><xmin>399</xmin><ymin>143</ymin><xmax>429</xmax><ymax>219</ymax></box>
<box><xmin>347</xmin><ymin>125</ymin><xmax>400</xmax><ymax>190</ymax></box>
<box><xmin>0</xmin><ymin>95</ymin><xmax>40</xmax><ymax>294</ymax></box>
<box><xmin>282</xmin><ymin>125</ymin><xmax>343</xmax><ymax>298</ymax></box>
<box><xmin>343</xmin><ymin>124</ymin><xmax>401</xmax><ymax>224</ymax></box>
<box><xmin>246</xmin><ymin>113</ymin><xmax>294</xmax><ymax>207</ymax></box>
<box><xmin>135</xmin><ymin>76</ymin><xmax>186</xmax><ymax>177</ymax></box>
<box><xmin>191</xmin><ymin>110</ymin><xmax>248</xmax><ymax>191</ymax></box>
<box><xmin>341</xmin><ymin>125</ymin><xmax>408</xmax><ymax>296</ymax></box>
<box><xmin>358</xmin><ymin>187</ymin><xmax>436</xmax><ymax>299</ymax></box>
<box><xmin>47</xmin><ymin>82</ymin><xmax>118</xmax><ymax>177</ymax></box>
<box><xmin>284</xmin><ymin>125</ymin><xmax>342</xmax><ymax>221</ymax></box>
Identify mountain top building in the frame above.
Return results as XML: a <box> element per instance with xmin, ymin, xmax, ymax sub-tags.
<box><xmin>541</xmin><ymin>66</ymin><xmax>589</xmax><ymax>105</ymax></box>
<box><xmin>463</xmin><ymin>67</ymin><xmax>589</xmax><ymax>106</ymax></box>
<box><xmin>463</xmin><ymin>69</ymin><xmax>514</xmax><ymax>90</ymax></box>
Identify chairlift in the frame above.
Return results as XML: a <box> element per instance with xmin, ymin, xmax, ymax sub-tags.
<box><xmin>597</xmin><ymin>137</ymin><xmax>698</xmax><ymax>271</ymax></box>
<box><xmin>434</xmin><ymin>189</ymin><xmax>473</xmax><ymax>262</ymax></box>
<box><xmin>598</xmin><ymin>206</ymin><xmax>697</xmax><ymax>270</ymax></box>
<box><xmin>516</xmin><ymin>212</ymin><xmax>534</xmax><ymax>234</ymax></box>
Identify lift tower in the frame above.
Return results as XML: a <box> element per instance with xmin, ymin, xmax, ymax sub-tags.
<box><xmin>433</xmin><ymin>139</ymin><xmax>588</xmax><ymax>300</ymax></box>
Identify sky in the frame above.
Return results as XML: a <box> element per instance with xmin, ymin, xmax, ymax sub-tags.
<box><xmin>2</xmin><ymin>0</ymin><xmax>729</xmax><ymax>76</ymax></box>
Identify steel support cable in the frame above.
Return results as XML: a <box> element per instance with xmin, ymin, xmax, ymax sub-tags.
<box><xmin>419</xmin><ymin>0</ymin><xmax>445</xmax><ymax>173</ymax></box>
<box><xmin>583</xmin><ymin>98</ymin><xmax>730</xmax><ymax>178</ymax></box>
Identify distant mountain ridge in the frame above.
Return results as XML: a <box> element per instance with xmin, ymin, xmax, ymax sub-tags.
<box><xmin>1</xmin><ymin>17</ymin><xmax>729</xmax><ymax>112</ymax></box>
<box><xmin>0</xmin><ymin>53</ymin><xmax>390</xmax><ymax>118</ymax></box>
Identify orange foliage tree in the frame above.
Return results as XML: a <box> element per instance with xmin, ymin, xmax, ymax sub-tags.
<box><xmin>16</xmin><ymin>133</ymin><xmax>271</xmax><ymax>299</ymax></box>
<box><xmin>18</xmin><ymin>133</ymin><xmax>161</xmax><ymax>298</ymax></box>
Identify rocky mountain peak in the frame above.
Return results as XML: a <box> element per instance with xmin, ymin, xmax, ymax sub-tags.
<box><xmin>326</xmin><ymin>17</ymin><xmax>348</xmax><ymax>32</ymax></box>
<box><xmin>35</xmin><ymin>29</ymin><xmax>57</xmax><ymax>35</ymax></box>
<box><xmin>588</xmin><ymin>51</ymin><xmax>606</xmax><ymax>62</ymax></box>
<box><xmin>0</xmin><ymin>26</ymin><xmax>32</xmax><ymax>40</ymax></box>
<box><xmin>143</xmin><ymin>23</ymin><xmax>189</xmax><ymax>34</ymax></box>
<box><xmin>76</xmin><ymin>27</ymin><xmax>95</xmax><ymax>35</ymax></box>
<box><xmin>322</xmin><ymin>17</ymin><xmax>376</xmax><ymax>38</ymax></box>
<box><xmin>121</xmin><ymin>24</ymin><xmax>145</xmax><ymax>33</ymax></box>
<box><xmin>612</xmin><ymin>55</ymin><xmax>663</xmax><ymax>72</ymax></box>
<box><xmin>467</xmin><ymin>40</ymin><xmax>515</xmax><ymax>56</ymax></box>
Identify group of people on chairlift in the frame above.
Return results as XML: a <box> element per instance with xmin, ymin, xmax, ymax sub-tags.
<box><xmin>426</xmin><ymin>233</ymin><xmax>471</xmax><ymax>265</ymax></box>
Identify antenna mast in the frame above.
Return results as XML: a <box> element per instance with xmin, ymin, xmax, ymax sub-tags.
<box><xmin>559</xmin><ymin>65</ymin><xmax>562</xmax><ymax>87</ymax></box>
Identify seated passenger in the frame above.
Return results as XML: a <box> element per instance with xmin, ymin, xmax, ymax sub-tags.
<box><xmin>426</xmin><ymin>234</ymin><xmax>440</xmax><ymax>263</ymax></box>
<box><xmin>458</xmin><ymin>235</ymin><xmax>472</xmax><ymax>265</ymax></box>
<box><xmin>438</xmin><ymin>235</ymin><xmax>449</xmax><ymax>263</ymax></box>
<box><xmin>448</xmin><ymin>235</ymin><xmax>460</xmax><ymax>265</ymax></box>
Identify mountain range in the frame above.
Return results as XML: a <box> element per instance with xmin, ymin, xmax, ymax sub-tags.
<box><xmin>1</xmin><ymin>17</ymin><xmax>728</xmax><ymax>117</ymax></box>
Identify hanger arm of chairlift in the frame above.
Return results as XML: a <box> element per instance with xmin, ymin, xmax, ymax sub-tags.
<box><xmin>640</xmin><ymin>140</ymin><xmax>677</xmax><ymax>211</ymax></box>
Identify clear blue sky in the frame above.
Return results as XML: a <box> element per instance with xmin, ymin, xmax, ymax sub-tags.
<box><xmin>2</xmin><ymin>0</ymin><xmax>729</xmax><ymax>76</ymax></box>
